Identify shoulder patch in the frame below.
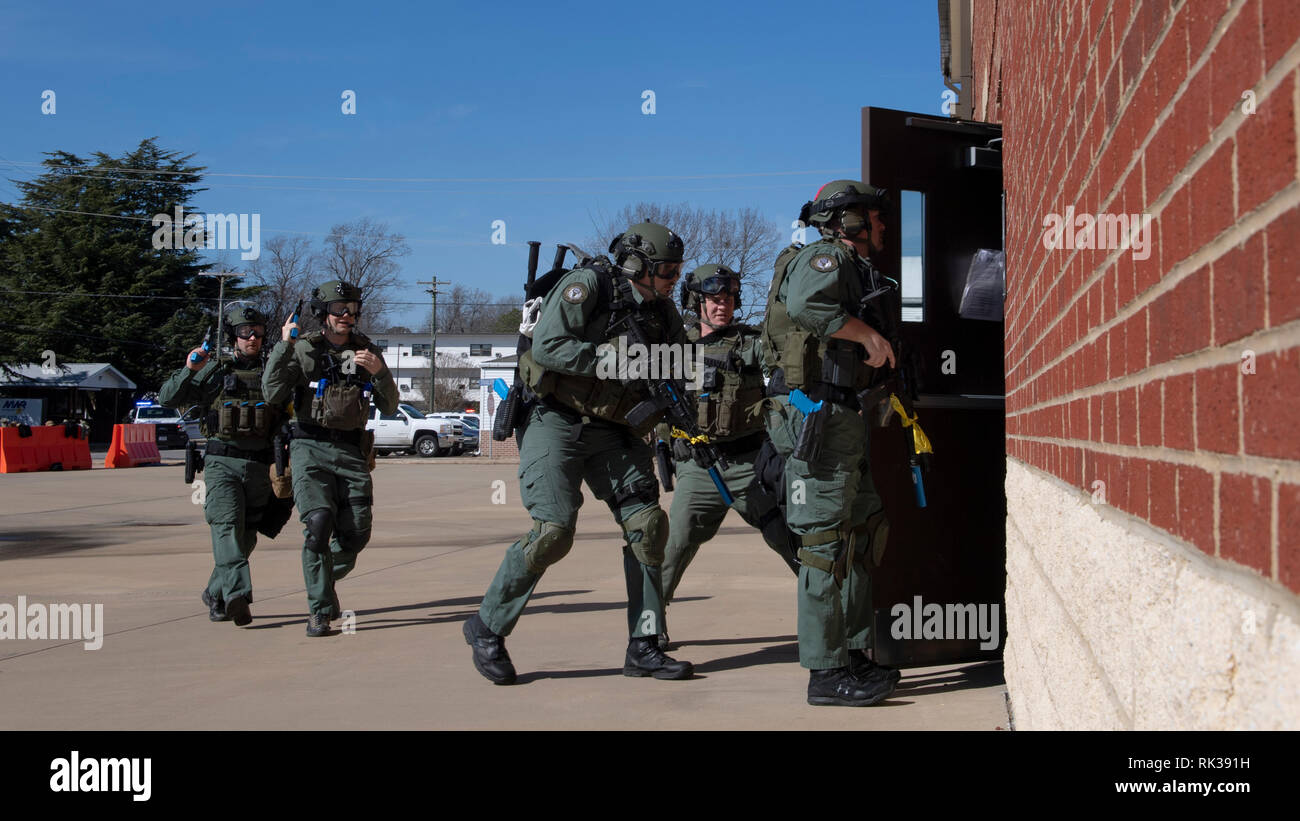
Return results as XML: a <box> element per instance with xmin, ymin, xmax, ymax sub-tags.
<box><xmin>810</xmin><ymin>254</ymin><xmax>839</xmax><ymax>272</ymax></box>
<box><xmin>561</xmin><ymin>283</ymin><xmax>589</xmax><ymax>304</ymax></box>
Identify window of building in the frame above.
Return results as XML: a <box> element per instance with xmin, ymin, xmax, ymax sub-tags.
<box><xmin>470</xmin><ymin>344</ymin><xmax>492</xmax><ymax>357</ymax></box>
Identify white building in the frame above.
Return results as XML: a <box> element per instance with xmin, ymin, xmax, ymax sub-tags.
<box><xmin>371</xmin><ymin>332</ymin><xmax>517</xmax><ymax>406</ymax></box>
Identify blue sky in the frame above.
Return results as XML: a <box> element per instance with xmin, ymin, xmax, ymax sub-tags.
<box><xmin>0</xmin><ymin>0</ymin><xmax>943</xmax><ymax>328</ymax></box>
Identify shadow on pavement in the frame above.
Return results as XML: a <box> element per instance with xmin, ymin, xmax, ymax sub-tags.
<box><xmin>894</xmin><ymin>660</ymin><xmax>1005</xmax><ymax>697</ymax></box>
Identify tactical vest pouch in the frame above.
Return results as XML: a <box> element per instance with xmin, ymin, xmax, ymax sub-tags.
<box><xmin>252</xmin><ymin>404</ymin><xmax>270</xmax><ymax>437</ymax></box>
<box><xmin>218</xmin><ymin>403</ymin><xmax>238</xmax><ymax>438</ymax></box>
<box><xmin>314</xmin><ymin>383</ymin><xmax>368</xmax><ymax>430</ymax></box>
<box><xmin>236</xmin><ymin>402</ymin><xmax>253</xmax><ymax>436</ymax></box>
<box><xmin>775</xmin><ymin>329</ymin><xmax>818</xmax><ymax>387</ymax></box>
<box><xmin>821</xmin><ymin>345</ymin><xmax>861</xmax><ymax>388</ymax></box>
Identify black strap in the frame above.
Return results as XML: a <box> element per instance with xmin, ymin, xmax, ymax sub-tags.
<box><xmin>205</xmin><ymin>440</ymin><xmax>274</xmax><ymax>463</ymax></box>
<box><xmin>714</xmin><ymin>431</ymin><xmax>765</xmax><ymax>457</ymax></box>
<box><xmin>292</xmin><ymin>422</ymin><xmax>363</xmax><ymax>446</ymax></box>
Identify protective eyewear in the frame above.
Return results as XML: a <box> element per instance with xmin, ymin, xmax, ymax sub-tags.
<box><xmin>652</xmin><ymin>262</ymin><xmax>683</xmax><ymax>281</ymax></box>
<box><xmin>327</xmin><ymin>301</ymin><xmax>362</xmax><ymax>317</ymax></box>
<box><xmin>234</xmin><ymin>325</ymin><xmax>266</xmax><ymax>340</ymax></box>
<box><xmin>697</xmin><ymin>275</ymin><xmax>740</xmax><ymax>296</ymax></box>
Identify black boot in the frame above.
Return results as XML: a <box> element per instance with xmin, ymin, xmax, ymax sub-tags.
<box><xmin>306</xmin><ymin>612</ymin><xmax>331</xmax><ymax>637</ymax></box>
<box><xmin>807</xmin><ymin>667</ymin><xmax>895</xmax><ymax>707</ymax></box>
<box><xmin>201</xmin><ymin>589</ymin><xmax>228</xmax><ymax>622</ymax></box>
<box><xmin>624</xmin><ymin>636</ymin><xmax>693</xmax><ymax>680</ymax></box>
<box><xmin>463</xmin><ymin>614</ymin><xmax>517</xmax><ymax>685</ymax></box>
<box><xmin>849</xmin><ymin>649</ymin><xmax>901</xmax><ymax>685</ymax></box>
<box><xmin>225</xmin><ymin>595</ymin><xmax>252</xmax><ymax>627</ymax></box>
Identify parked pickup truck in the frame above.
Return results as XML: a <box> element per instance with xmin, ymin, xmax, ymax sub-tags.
<box><xmin>426</xmin><ymin>412</ymin><xmax>479</xmax><ymax>455</ymax></box>
<box><xmin>367</xmin><ymin>403</ymin><xmax>455</xmax><ymax>457</ymax></box>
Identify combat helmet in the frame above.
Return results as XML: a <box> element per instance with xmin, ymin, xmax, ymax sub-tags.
<box><xmin>309</xmin><ymin>280</ymin><xmax>363</xmax><ymax>321</ymax></box>
<box><xmin>608</xmin><ymin>222</ymin><xmax>685</xmax><ymax>280</ymax></box>
<box><xmin>681</xmin><ymin>263</ymin><xmax>742</xmax><ymax>315</ymax></box>
<box><xmin>799</xmin><ymin>179</ymin><xmax>891</xmax><ymax>238</ymax></box>
<box><xmin>222</xmin><ymin>303</ymin><xmax>269</xmax><ymax>343</ymax></box>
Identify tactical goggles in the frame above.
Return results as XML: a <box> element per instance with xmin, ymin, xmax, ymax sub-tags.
<box><xmin>696</xmin><ymin>275</ymin><xmax>740</xmax><ymax>296</ymax></box>
<box><xmin>326</xmin><ymin>301</ymin><xmax>362</xmax><ymax>317</ymax></box>
<box><xmin>652</xmin><ymin>261</ymin><xmax>683</xmax><ymax>280</ymax></box>
<box><xmin>234</xmin><ymin>325</ymin><xmax>266</xmax><ymax>339</ymax></box>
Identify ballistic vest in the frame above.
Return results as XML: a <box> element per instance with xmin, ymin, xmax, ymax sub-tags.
<box><xmin>690</xmin><ymin>323</ymin><xmax>767</xmax><ymax>440</ymax></box>
<box><xmin>761</xmin><ymin>239</ymin><xmax>875</xmax><ymax>396</ymax></box>
<box><xmin>517</xmin><ymin>258</ymin><xmax>678</xmax><ymax>434</ymax></box>
<box><xmin>203</xmin><ymin>358</ymin><xmax>276</xmax><ymax>444</ymax></box>
<box><xmin>293</xmin><ymin>331</ymin><xmax>375</xmax><ymax>431</ymax></box>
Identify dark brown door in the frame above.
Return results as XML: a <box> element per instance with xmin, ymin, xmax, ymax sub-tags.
<box><xmin>861</xmin><ymin>106</ymin><xmax>1006</xmax><ymax>667</ymax></box>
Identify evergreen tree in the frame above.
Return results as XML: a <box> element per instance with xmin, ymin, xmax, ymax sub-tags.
<box><xmin>0</xmin><ymin>139</ymin><xmax>219</xmax><ymax>390</ymax></box>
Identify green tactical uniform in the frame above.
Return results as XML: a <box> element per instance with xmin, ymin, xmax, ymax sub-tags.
<box><xmin>659</xmin><ymin>323</ymin><xmax>798</xmax><ymax>602</ymax></box>
<box><xmin>763</xmin><ymin>237</ymin><xmax>890</xmax><ymax>671</ymax></box>
<box><xmin>160</xmin><ymin>353</ymin><xmax>280</xmax><ymax>613</ymax></box>
<box><xmin>479</xmin><ymin>261</ymin><xmax>687</xmax><ymax>640</ymax></box>
<box><xmin>262</xmin><ymin>325</ymin><xmax>398</xmax><ymax>621</ymax></box>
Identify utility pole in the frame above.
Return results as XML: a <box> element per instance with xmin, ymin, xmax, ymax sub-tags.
<box><xmin>199</xmin><ymin>272</ymin><xmax>244</xmax><ymax>361</ymax></box>
<box><xmin>416</xmin><ymin>278</ymin><xmax>449</xmax><ymax>411</ymax></box>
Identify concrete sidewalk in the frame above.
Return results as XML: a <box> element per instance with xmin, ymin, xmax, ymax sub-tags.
<box><xmin>0</xmin><ymin>460</ymin><xmax>1009</xmax><ymax>730</ymax></box>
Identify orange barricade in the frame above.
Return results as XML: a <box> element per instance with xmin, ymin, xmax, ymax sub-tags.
<box><xmin>0</xmin><ymin>425</ymin><xmax>94</xmax><ymax>473</ymax></box>
<box><xmin>104</xmin><ymin>423</ymin><xmax>162</xmax><ymax>468</ymax></box>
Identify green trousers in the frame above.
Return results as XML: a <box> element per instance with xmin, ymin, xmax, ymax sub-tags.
<box><xmin>202</xmin><ymin>453</ymin><xmax>271</xmax><ymax>604</ymax></box>
<box><xmin>479</xmin><ymin>403</ymin><xmax>668</xmax><ymax>639</ymax></box>
<box><xmin>290</xmin><ymin>437</ymin><xmax>373</xmax><ymax>617</ymax></box>
<box><xmin>661</xmin><ymin>442</ymin><xmax>798</xmax><ymax>602</ymax></box>
<box><xmin>766</xmin><ymin>395</ymin><xmax>885</xmax><ymax>669</ymax></box>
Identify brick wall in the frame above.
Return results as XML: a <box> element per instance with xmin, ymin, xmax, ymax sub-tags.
<box><xmin>977</xmin><ymin>0</ymin><xmax>1300</xmax><ymax>595</ymax></box>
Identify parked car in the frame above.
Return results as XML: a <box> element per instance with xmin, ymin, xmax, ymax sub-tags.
<box><xmin>367</xmin><ymin>403</ymin><xmax>455</xmax><ymax>457</ymax></box>
<box><xmin>124</xmin><ymin>403</ymin><xmax>198</xmax><ymax>449</ymax></box>
<box><xmin>427</xmin><ymin>412</ymin><xmax>479</xmax><ymax>455</ymax></box>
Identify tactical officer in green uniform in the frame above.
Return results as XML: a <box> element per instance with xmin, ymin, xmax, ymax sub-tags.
<box><xmin>463</xmin><ymin>222</ymin><xmax>696</xmax><ymax>684</ymax></box>
<box><xmin>762</xmin><ymin>180</ymin><xmax>902</xmax><ymax>706</ymax></box>
<box><xmin>262</xmin><ymin>280</ymin><xmax>399</xmax><ymax>637</ymax></box>
<box><xmin>657</xmin><ymin>265</ymin><xmax>798</xmax><ymax>633</ymax></box>
<box><xmin>160</xmin><ymin>305</ymin><xmax>287</xmax><ymax>627</ymax></box>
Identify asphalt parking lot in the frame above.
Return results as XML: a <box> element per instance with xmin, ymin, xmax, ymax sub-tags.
<box><xmin>0</xmin><ymin>457</ymin><xmax>1009</xmax><ymax>730</ymax></box>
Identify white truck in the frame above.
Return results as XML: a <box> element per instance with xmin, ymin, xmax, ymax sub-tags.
<box><xmin>367</xmin><ymin>403</ymin><xmax>455</xmax><ymax>457</ymax></box>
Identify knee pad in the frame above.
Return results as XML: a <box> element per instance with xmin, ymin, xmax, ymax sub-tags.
<box><xmin>522</xmin><ymin>520</ymin><xmax>575</xmax><ymax>574</ymax></box>
<box><xmin>303</xmin><ymin>509</ymin><xmax>334</xmax><ymax>554</ymax></box>
<box><xmin>621</xmin><ymin>505</ymin><xmax>669</xmax><ymax>567</ymax></box>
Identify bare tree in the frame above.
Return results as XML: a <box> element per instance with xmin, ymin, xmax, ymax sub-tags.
<box><xmin>243</xmin><ymin>234</ymin><xmax>317</xmax><ymax>330</ymax></box>
<box><xmin>422</xmin><ymin>283</ymin><xmax>515</xmax><ymax>334</ymax></box>
<box><xmin>410</xmin><ymin>352</ymin><xmax>478</xmax><ymax>412</ymax></box>
<box><xmin>319</xmin><ymin>218</ymin><xmax>411</xmax><ymax>329</ymax></box>
<box><xmin>587</xmin><ymin>202</ymin><xmax>780</xmax><ymax>323</ymax></box>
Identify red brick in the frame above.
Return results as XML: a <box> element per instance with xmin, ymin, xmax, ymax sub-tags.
<box><xmin>1188</xmin><ymin>0</ymin><xmax>1232</xmax><ymax>61</ymax></box>
<box><xmin>1119</xmin><ymin>385</ymin><xmax>1139</xmax><ymax>445</ymax></box>
<box><xmin>1279</xmin><ymin>483</ymin><xmax>1300</xmax><ymax>593</ymax></box>
<box><xmin>1090</xmin><ymin>394</ymin><xmax>1102</xmax><ymax>440</ymax></box>
<box><xmin>1109</xmin><ymin>319</ymin><xmax>1127</xmax><ymax>376</ymax></box>
<box><xmin>1071</xmin><ymin>397</ymin><xmax>1089</xmax><ymax>439</ymax></box>
<box><xmin>1138</xmin><ymin>378</ymin><xmax>1163</xmax><ymax>446</ymax></box>
<box><xmin>1243</xmin><ymin>347</ymin><xmax>1300</xmax><ymax>460</ymax></box>
<box><xmin>1265</xmin><ymin>205</ymin><xmax>1300</xmax><ymax>326</ymax></box>
<box><xmin>1179</xmin><ymin>66</ymin><xmax>1216</xmax><ymax>168</ymax></box>
<box><xmin>1212</xmin><ymin>232</ymin><xmax>1267</xmax><ymax>345</ymax></box>
<box><xmin>1209</xmin><ymin>0</ymin><xmax>1265</xmax><ymax>126</ymax></box>
<box><xmin>1175</xmin><ymin>464</ymin><xmax>1216</xmax><ymax>554</ymax></box>
<box><xmin>1120</xmin><ymin>9</ymin><xmax>1146</xmax><ymax>93</ymax></box>
<box><xmin>1160</xmin><ymin>187</ymin><xmax>1192</xmax><ymax>269</ymax></box>
<box><xmin>1149</xmin><ymin>266</ymin><xmax>1211</xmax><ymax>364</ymax></box>
<box><xmin>1106</xmin><ymin>390</ymin><xmax>1120</xmax><ymax>443</ymax></box>
<box><xmin>1261</xmin><ymin>0</ymin><xmax>1300</xmax><ymax>70</ymax></box>
<box><xmin>1152</xmin><ymin>9</ymin><xmax>1190</xmax><ymax>115</ymax></box>
<box><xmin>1150</xmin><ymin>460</ymin><xmax>1179</xmax><ymax>531</ymax></box>
<box><xmin>1219</xmin><ymin>473</ymin><xmax>1272</xmax><ymax>572</ymax></box>
<box><xmin>1190</xmin><ymin>140</ymin><xmax>1236</xmax><ymax>242</ymax></box>
<box><xmin>1135</xmin><ymin>212</ymin><xmax>1164</xmax><ymax>294</ymax></box>
<box><xmin>1194</xmin><ymin>363</ymin><xmax>1241</xmax><ymax>454</ymax></box>
<box><xmin>1125</xmin><ymin>456</ymin><xmax>1152</xmax><ymax>520</ymax></box>
<box><xmin>1147</xmin><ymin>117</ymin><xmax>1181</xmax><ymax>198</ymax></box>
<box><xmin>1236</xmin><ymin>74</ymin><xmax>1297</xmax><ymax>216</ymax></box>
<box><xmin>1164</xmin><ymin>372</ymin><xmax>1196</xmax><ymax>449</ymax></box>
<box><xmin>1125</xmin><ymin>309</ymin><xmax>1148</xmax><ymax>375</ymax></box>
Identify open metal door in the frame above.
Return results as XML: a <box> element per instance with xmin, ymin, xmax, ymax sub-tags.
<box><xmin>862</xmin><ymin>106</ymin><xmax>1006</xmax><ymax>667</ymax></box>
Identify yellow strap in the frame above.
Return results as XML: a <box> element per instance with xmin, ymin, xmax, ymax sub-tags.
<box><xmin>669</xmin><ymin>426</ymin><xmax>712</xmax><ymax>446</ymax></box>
<box><xmin>888</xmin><ymin>394</ymin><xmax>934</xmax><ymax>455</ymax></box>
